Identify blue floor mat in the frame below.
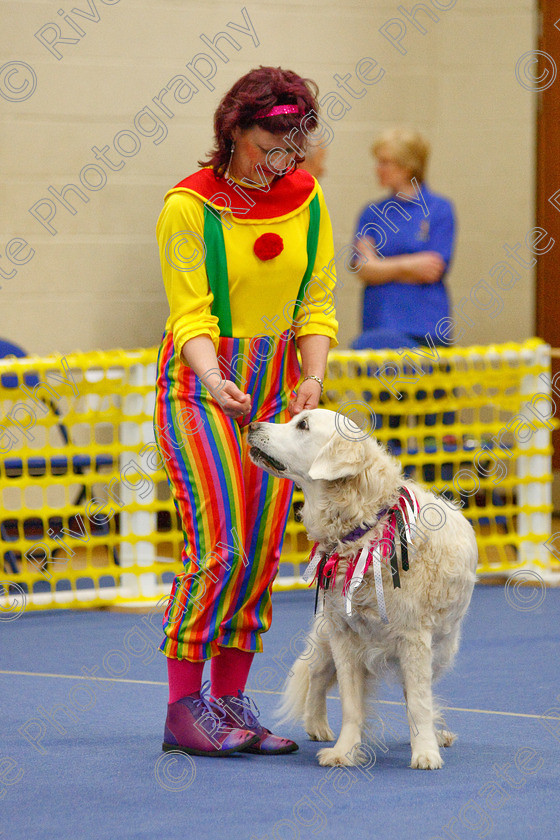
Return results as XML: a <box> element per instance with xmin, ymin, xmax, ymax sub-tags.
<box><xmin>1</xmin><ymin>586</ymin><xmax>559</xmax><ymax>840</ymax></box>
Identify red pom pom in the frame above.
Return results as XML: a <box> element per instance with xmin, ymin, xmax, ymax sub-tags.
<box><xmin>253</xmin><ymin>233</ymin><xmax>284</xmax><ymax>261</ymax></box>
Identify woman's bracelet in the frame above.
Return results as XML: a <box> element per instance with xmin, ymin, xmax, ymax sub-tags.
<box><xmin>301</xmin><ymin>375</ymin><xmax>324</xmax><ymax>395</ymax></box>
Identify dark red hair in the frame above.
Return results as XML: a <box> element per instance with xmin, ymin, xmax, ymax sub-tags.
<box><xmin>198</xmin><ymin>66</ymin><xmax>319</xmax><ymax>176</ymax></box>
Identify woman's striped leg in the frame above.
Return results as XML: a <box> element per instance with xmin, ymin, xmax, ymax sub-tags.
<box><xmin>215</xmin><ymin>332</ymin><xmax>300</xmax><ymax>652</ymax></box>
<box><xmin>218</xmin><ymin>418</ymin><xmax>296</xmax><ymax>652</ymax></box>
<box><xmin>155</xmin><ymin>337</ymin><xmax>249</xmax><ymax>662</ymax></box>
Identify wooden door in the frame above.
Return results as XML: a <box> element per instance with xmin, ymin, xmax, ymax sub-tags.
<box><xmin>536</xmin><ymin>1</ymin><xmax>560</xmax><ymax>469</ymax></box>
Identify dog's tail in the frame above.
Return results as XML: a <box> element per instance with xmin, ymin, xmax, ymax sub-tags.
<box><xmin>274</xmin><ymin>655</ymin><xmax>310</xmax><ymax>725</ymax></box>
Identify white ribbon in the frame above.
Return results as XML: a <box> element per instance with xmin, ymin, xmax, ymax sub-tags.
<box><xmin>345</xmin><ymin>544</ymin><xmax>370</xmax><ymax>617</ymax></box>
<box><xmin>371</xmin><ymin>545</ymin><xmax>389</xmax><ymax>624</ymax></box>
<box><xmin>302</xmin><ymin>549</ymin><xmax>324</xmax><ymax>583</ymax></box>
<box><xmin>400</xmin><ymin>495</ymin><xmax>416</xmax><ymax>542</ymax></box>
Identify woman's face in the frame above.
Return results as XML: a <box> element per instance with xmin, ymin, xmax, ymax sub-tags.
<box><xmin>230</xmin><ymin>125</ymin><xmax>301</xmax><ymax>184</ymax></box>
<box><xmin>375</xmin><ymin>145</ymin><xmax>413</xmax><ymax>192</ymax></box>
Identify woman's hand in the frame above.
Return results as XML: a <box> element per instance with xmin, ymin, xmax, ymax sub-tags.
<box><xmin>212</xmin><ymin>380</ymin><xmax>251</xmax><ymax>418</ymax></box>
<box><xmin>354</xmin><ymin>237</ymin><xmax>446</xmax><ymax>285</ymax></box>
<box><xmin>290</xmin><ymin>334</ymin><xmax>330</xmax><ymax>416</ymax></box>
<box><xmin>289</xmin><ymin>378</ymin><xmax>322</xmax><ymax>416</ymax></box>
<box><xmin>401</xmin><ymin>251</ymin><xmax>445</xmax><ymax>284</ymax></box>
<box><xmin>181</xmin><ymin>335</ymin><xmax>251</xmax><ymax>418</ymax></box>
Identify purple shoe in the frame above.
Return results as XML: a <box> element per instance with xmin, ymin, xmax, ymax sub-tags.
<box><xmin>216</xmin><ymin>691</ymin><xmax>299</xmax><ymax>755</ymax></box>
<box><xmin>163</xmin><ymin>681</ymin><xmax>259</xmax><ymax>757</ymax></box>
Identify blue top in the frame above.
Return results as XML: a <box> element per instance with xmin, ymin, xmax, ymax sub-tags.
<box><xmin>355</xmin><ymin>184</ymin><xmax>455</xmax><ymax>339</ymax></box>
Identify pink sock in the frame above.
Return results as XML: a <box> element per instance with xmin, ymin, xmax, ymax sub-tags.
<box><xmin>167</xmin><ymin>657</ymin><xmax>205</xmax><ymax>703</ymax></box>
<box><xmin>210</xmin><ymin>646</ymin><xmax>255</xmax><ymax>698</ymax></box>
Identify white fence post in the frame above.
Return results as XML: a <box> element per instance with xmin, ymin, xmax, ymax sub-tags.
<box><xmin>118</xmin><ymin>355</ymin><xmax>158</xmax><ymax>601</ymax></box>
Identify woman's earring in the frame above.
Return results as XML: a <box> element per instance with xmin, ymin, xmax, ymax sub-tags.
<box><xmin>225</xmin><ymin>141</ymin><xmax>235</xmax><ymax>180</ymax></box>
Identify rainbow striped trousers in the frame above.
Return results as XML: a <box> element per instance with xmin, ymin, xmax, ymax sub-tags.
<box><xmin>154</xmin><ymin>330</ymin><xmax>300</xmax><ymax>661</ymax></box>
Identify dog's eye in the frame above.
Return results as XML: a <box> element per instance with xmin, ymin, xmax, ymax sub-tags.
<box><xmin>296</xmin><ymin>418</ymin><xmax>309</xmax><ymax>431</ymax></box>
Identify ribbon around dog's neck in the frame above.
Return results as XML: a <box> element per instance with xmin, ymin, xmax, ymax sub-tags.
<box><xmin>303</xmin><ymin>487</ymin><xmax>420</xmax><ymax>622</ymax></box>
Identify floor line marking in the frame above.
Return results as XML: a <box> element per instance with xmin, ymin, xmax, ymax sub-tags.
<box><xmin>1</xmin><ymin>670</ymin><xmax>559</xmax><ymax>721</ymax></box>
<box><xmin>0</xmin><ymin>669</ymin><xmax>163</xmax><ymax>686</ymax></box>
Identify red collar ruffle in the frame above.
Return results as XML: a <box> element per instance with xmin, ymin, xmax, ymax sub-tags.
<box><xmin>169</xmin><ymin>167</ymin><xmax>316</xmax><ymax>221</ymax></box>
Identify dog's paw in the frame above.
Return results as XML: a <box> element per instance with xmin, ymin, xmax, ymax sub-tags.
<box><xmin>436</xmin><ymin>728</ymin><xmax>457</xmax><ymax>748</ymax></box>
<box><xmin>410</xmin><ymin>749</ymin><xmax>443</xmax><ymax>770</ymax></box>
<box><xmin>306</xmin><ymin>723</ymin><xmax>335</xmax><ymax>742</ymax></box>
<box><xmin>317</xmin><ymin>746</ymin><xmax>359</xmax><ymax>767</ymax></box>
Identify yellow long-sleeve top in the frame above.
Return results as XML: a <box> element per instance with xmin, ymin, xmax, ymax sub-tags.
<box><xmin>156</xmin><ymin>167</ymin><xmax>338</xmax><ymax>356</ymax></box>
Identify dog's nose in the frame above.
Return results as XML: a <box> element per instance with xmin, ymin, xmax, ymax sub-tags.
<box><xmin>248</xmin><ymin>422</ymin><xmax>259</xmax><ymax>432</ymax></box>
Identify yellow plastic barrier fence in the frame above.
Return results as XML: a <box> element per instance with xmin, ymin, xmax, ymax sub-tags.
<box><xmin>1</xmin><ymin>339</ymin><xmax>558</xmax><ymax>614</ymax></box>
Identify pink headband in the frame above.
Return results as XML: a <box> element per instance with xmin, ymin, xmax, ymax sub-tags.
<box><xmin>256</xmin><ymin>104</ymin><xmax>300</xmax><ymax>119</ymax></box>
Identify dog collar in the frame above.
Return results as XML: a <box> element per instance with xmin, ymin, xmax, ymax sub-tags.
<box><xmin>303</xmin><ymin>487</ymin><xmax>420</xmax><ymax>621</ymax></box>
<box><xmin>340</xmin><ymin>512</ymin><xmax>389</xmax><ymax>544</ymax></box>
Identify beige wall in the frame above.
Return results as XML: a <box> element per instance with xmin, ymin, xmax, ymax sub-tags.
<box><xmin>0</xmin><ymin>0</ymin><xmax>537</xmax><ymax>356</ymax></box>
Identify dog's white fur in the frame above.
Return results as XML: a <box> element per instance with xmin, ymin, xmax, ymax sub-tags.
<box><xmin>248</xmin><ymin>409</ymin><xmax>477</xmax><ymax>770</ymax></box>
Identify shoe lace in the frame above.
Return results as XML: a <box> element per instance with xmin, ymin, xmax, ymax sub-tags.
<box><xmin>191</xmin><ymin>680</ymin><xmax>228</xmax><ymax>725</ymax></box>
<box><xmin>229</xmin><ymin>692</ymin><xmax>261</xmax><ymax>729</ymax></box>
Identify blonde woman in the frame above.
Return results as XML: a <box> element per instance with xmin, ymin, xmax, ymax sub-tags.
<box><xmin>352</xmin><ymin>127</ymin><xmax>455</xmax><ymax>350</ymax></box>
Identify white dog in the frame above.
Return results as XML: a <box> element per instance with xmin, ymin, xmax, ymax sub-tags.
<box><xmin>247</xmin><ymin>408</ymin><xmax>477</xmax><ymax>770</ymax></box>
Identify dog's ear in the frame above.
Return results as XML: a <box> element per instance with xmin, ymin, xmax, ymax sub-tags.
<box><xmin>308</xmin><ymin>432</ymin><xmax>366</xmax><ymax>481</ymax></box>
